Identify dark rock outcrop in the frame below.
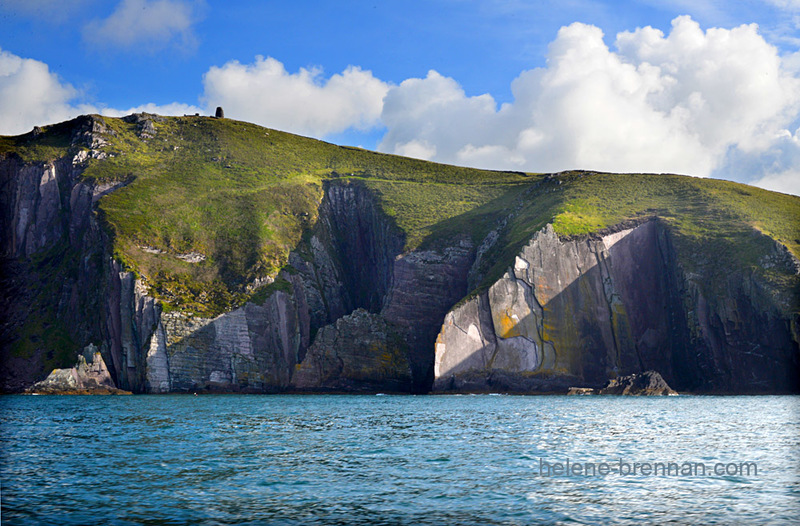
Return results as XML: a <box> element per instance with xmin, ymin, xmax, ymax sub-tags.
<box><xmin>598</xmin><ymin>370</ymin><xmax>677</xmax><ymax>396</ymax></box>
<box><xmin>123</xmin><ymin>113</ymin><xmax>163</xmax><ymax>139</ymax></box>
<box><xmin>27</xmin><ymin>345</ymin><xmax>129</xmax><ymax>395</ymax></box>
<box><xmin>291</xmin><ymin>309</ymin><xmax>412</xmax><ymax>392</ymax></box>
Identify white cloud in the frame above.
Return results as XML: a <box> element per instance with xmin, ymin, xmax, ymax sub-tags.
<box><xmin>377</xmin><ymin>16</ymin><xmax>800</xmax><ymax>192</ymax></box>
<box><xmin>0</xmin><ymin>48</ymin><xmax>203</xmax><ymax>135</ymax></box>
<box><xmin>83</xmin><ymin>0</ymin><xmax>202</xmax><ymax>52</ymax></box>
<box><xmin>202</xmin><ymin>56</ymin><xmax>390</xmax><ymax>138</ymax></box>
<box><xmin>0</xmin><ymin>49</ymin><xmax>92</xmax><ymax>135</ymax></box>
<box><xmin>752</xmin><ymin>169</ymin><xmax>800</xmax><ymax>195</ymax></box>
<box><xmin>99</xmin><ymin>102</ymin><xmax>203</xmax><ymax>118</ymax></box>
<box><xmin>744</xmin><ymin>126</ymin><xmax>800</xmax><ymax>195</ymax></box>
<box><xmin>380</xmin><ymin>71</ymin><xmax>505</xmax><ymax>160</ymax></box>
<box><xmin>393</xmin><ymin>140</ymin><xmax>438</xmax><ymax>161</ymax></box>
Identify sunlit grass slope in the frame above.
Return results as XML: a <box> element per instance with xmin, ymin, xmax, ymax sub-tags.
<box><xmin>2</xmin><ymin>115</ymin><xmax>798</xmax><ymax>316</ymax></box>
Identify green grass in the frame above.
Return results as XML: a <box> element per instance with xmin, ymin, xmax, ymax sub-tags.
<box><xmin>0</xmin><ymin>120</ymin><xmax>75</xmax><ymax>161</ymax></box>
<box><xmin>483</xmin><ymin>172</ymin><xmax>800</xmax><ymax>299</ymax></box>
<box><xmin>4</xmin><ymin>115</ymin><xmax>798</xmax><ymax>316</ymax></box>
<box><xmin>249</xmin><ymin>274</ymin><xmax>294</xmax><ymax>305</ymax></box>
<box><xmin>77</xmin><ymin>115</ymin><xmax>531</xmax><ymax>315</ymax></box>
<box><xmin>362</xmin><ymin>179</ymin><xmax>529</xmax><ymax>249</ymax></box>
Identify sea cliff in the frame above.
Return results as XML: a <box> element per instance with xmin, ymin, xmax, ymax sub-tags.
<box><xmin>2</xmin><ymin>114</ymin><xmax>798</xmax><ymax>394</ymax></box>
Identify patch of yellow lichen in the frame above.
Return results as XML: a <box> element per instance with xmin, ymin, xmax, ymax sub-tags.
<box><xmin>497</xmin><ymin>310</ymin><xmax>522</xmax><ymax>338</ymax></box>
<box><xmin>535</xmin><ymin>276</ymin><xmax>553</xmax><ymax>304</ymax></box>
<box><xmin>346</xmin><ymin>342</ymin><xmax>411</xmax><ymax>381</ymax></box>
<box><xmin>541</xmin><ymin>315</ymin><xmax>556</xmax><ymax>342</ymax></box>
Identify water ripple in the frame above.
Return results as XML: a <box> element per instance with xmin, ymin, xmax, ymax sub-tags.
<box><xmin>1</xmin><ymin>395</ymin><xmax>798</xmax><ymax>525</ymax></box>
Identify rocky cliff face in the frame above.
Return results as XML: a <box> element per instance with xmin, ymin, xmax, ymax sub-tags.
<box><xmin>287</xmin><ymin>181</ymin><xmax>475</xmax><ymax>392</ymax></box>
<box><xmin>2</xmin><ymin>116</ymin><xmax>798</xmax><ymax>394</ymax></box>
<box><xmin>433</xmin><ymin>221</ymin><xmax>800</xmax><ymax>393</ymax></box>
<box><xmin>291</xmin><ymin>308</ymin><xmax>412</xmax><ymax>392</ymax></box>
<box><xmin>155</xmin><ymin>291</ymin><xmax>302</xmax><ymax>392</ymax></box>
<box><xmin>0</xmin><ymin>151</ymin><xmax>475</xmax><ymax>393</ymax></box>
<box><xmin>381</xmin><ymin>240</ymin><xmax>475</xmax><ymax>391</ymax></box>
<box><xmin>1</xmin><ymin>120</ymin><xmax>113</xmax><ymax>391</ymax></box>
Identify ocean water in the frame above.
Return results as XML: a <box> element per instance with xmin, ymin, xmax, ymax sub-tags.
<box><xmin>1</xmin><ymin>394</ymin><xmax>798</xmax><ymax>525</ymax></box>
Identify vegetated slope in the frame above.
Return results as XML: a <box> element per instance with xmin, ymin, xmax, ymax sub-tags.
<box><xmin>2</xmin><ymin>114</ymin><xmax>798</xmax><ymax>319</ymax></box>
<box><xmin>2</xmin><ymin>114</ymin><xmax>799</xmax><ymax>395</ymax></box>
<box><xmin>1</xmin><ymin>115</ymin><xmax>528</xmax><ymax>318</ymax></box>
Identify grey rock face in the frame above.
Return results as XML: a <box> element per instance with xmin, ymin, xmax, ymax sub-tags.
<box><xmin>105</xmin><ymin>267</ymin><xmax>161</xmax><ymax>392</ymax></box>
<box><xmin>291</xmin><ymin>308</ymin><xmax>412</xmax><ymax>392</ymax></box>
<box><xmin>434</xmin><ymin>220</ymin><xmax>800</xmax><ymax>393</ymax></box>
<box><xmin>318</xmin><ymin>181</ymin><xmax>404</xmax><ymax>315</ymax></box>
<box><xmin>435</xmin><ymin>223</ymin><xmax>659</xmax><ymax>391</ymax></box>
<box><xmin>28</xmin><ymin>348</ymin><xmax>123</xmax><ymax>394</ymax></box>
<box><xmin>161</xmin><ymin>290</ymin><xmax>302</xmax><ymax>392</ymax></box>
<box><xmin>145</xmin><ymin>320</ymin><xmax>170</xmax><ymax>392</ymax></box>
<box><xmin>3</xmin><ymin>160</ymin><xmax>63</xmax><ymax>258</ymax></box>
<box><xmin>381</xmin><ymin>239</ymin><xmax>475</xmax><ymax>391</ymax></box>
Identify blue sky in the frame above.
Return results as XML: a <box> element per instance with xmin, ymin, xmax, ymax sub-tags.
<box><xmin>1</xmin><ymin>0</ymin><xmax>799</xmax><ymax>194</ymax></box>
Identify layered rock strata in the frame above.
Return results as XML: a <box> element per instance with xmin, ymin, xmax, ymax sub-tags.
<box><xmin>433</xmin><ymin>221</ymin><xmax>799</xmax><ymax>393</ymax></box>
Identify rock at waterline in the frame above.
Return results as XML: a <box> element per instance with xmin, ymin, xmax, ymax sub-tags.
<box><xmin>27</xmin><ymin>345</ymin><xmax>131</xmax><ymax>395</ymax></box>
<box><xmin>567</xmin><ymin>371</ymin><xmax>678</xmax><ymax>396</ymax></box>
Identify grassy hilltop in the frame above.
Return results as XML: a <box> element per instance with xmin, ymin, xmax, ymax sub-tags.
<box><xmin>2</xmin><ymin>114</ymin><xmax>798</xmax><ymax>318</ymax></box>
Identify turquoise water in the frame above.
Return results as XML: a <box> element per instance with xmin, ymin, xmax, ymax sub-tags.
<box><xmin>1</xmin><ymin>395</ymin><xmax>798</xmax><ymax>525</ymax></box>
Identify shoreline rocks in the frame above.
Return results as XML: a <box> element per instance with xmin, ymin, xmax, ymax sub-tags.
<box><xmin>27</xmin><ymin>346</ymin><xmax>130</xmax><ymax>395</ymax></box>
<box><xmin>567</xmin><ymin>371</ymin><xmax>678</xmax><ymax>396</ymax></box>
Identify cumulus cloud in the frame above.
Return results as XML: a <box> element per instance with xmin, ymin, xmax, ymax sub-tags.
<box><xmin>0</xmin><ymin>48</ymin><xmax>203</xmax><ymax>135</ymax></box>
<box><xmin>745</xmin><ymin>126</ymin><xmax>800</xmax><ymax>194</ymax></box>
<box><xmin>0</xmin><ymin>49</ymin><xmax>92</xmax><ymax>135</ymax></box>
<box><xmin>98</xmin><ymin>101</ymin><xmax>203</xmax><ymax>118</ymax></box>
<box><xmin>83</xmin><ymin>0</ymin><xmax>202</xmax><ymax>52</ymax></box>
<box><xmin>381</xmin><ymin>71</ymin><xmax>508</xmax><ymax>162</ymax></box>
<box><xmin>752</xmin><ymin>169</ymin><xmax>800</xmax><ymax>194</ymax></box>
<box><xmin>202</xmin><ymin>56</ymin><xmax>390</xmax><ymax>138</ymax></box>
<box><xmin>378</xmin><ymin>16</ymin><xmax>800</xmax><ymax>193</ymax></box>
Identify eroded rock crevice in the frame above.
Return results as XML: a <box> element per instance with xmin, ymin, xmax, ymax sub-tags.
<box><xmin>289</xmin><ymin>181</ymin><xmax>475</xmax><ymax>393</ymax></box>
